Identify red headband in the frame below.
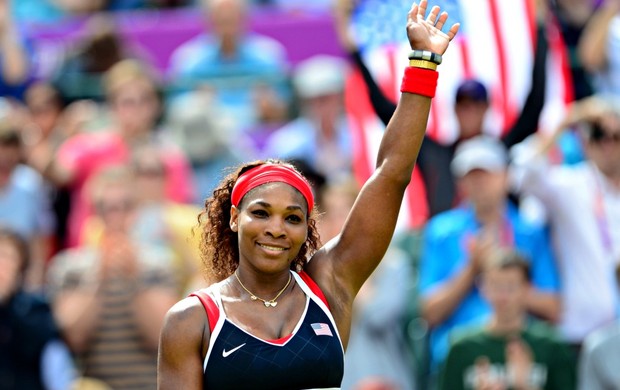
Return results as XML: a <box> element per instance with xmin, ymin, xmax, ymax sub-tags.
<box><xmin>231</xmin><ymin>164</ymin><xmax>314</xmax><ymax>212</ymax></box>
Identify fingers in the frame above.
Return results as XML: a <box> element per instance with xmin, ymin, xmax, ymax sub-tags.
<box><xmin>417</xmin><ymin>0</ymin><xmax>427</xmax><ymax>19</ymax></box>
<box><xmin>407</xmin><ymin>2</ymin><xmax>418</xmax><ymax>23</ymax></box>
<box><xmin>434</xmin><ymin>11</ymin><xmax>448</xmax><ymax>30</ymax></box>
<box><xmin>447</xmin><ymin>23</ymin><xmax>461</xmax><ymax>41</ymax></box>
<box><xmin>427</xmin><ymin>5</ymin><xmax>440</xmax><ymax>24</ymax></box>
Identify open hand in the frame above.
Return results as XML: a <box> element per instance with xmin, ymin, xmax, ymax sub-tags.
<box><xmin>406</xmin><ymin>0</ymin><xmax>460</xmax><ymax>54</ymax></box>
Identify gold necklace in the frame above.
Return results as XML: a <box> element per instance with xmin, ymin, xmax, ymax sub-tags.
<box><xmin>234</xmin><ymin>271</ymin><xmax>292</xmax><ymax>308</ymax></box>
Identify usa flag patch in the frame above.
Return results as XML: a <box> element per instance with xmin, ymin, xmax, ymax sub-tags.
<box><xmin>311</xmin><ymin>323</ymin><xmax>333</xmax><ymax>337</ymax></box>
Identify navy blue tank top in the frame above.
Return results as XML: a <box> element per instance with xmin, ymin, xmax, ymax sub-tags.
<box><xmin>191</xmin><ymin>271</ymin><xmax>345</xmax><ymax>390</ymax></box>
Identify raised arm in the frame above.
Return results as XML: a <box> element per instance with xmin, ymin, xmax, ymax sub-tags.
<box><xmin>501</xmin><ymin>14</ymin><xmax>548</xmax><ymax>148</ymax></box>
<box><xmin>577</xmin><ymin>0</ymin><xmax>620</xmax><ymax>74</ymax></box>
<box><xmin>308</xmin><ymin>0</ymin><xmax>459</xmax><ymax>297</ymax></box>
<box><xmin>0</xmin><ymin>0</ymin><xmax>30</xmax><ymax>85</ymax></box>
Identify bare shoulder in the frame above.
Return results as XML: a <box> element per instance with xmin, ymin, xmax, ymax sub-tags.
<box><xmin>159</xmin><ymin>297</ymin><xmax>208</xmax><ymax>388</ymax></box>
<box><xmin>160</xmin><ymin>296</ymin><xmax>209</xmax><ymax>355</ymax></box>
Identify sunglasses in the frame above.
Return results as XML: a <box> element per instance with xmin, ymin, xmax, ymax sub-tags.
<box><xmin>136</xmin><ymin>166</ymin><xmax>165</xmax><ymax>177</ymax></box>
<box><xmin>96</xmin><ymin>200</ymin><xmax>136</xmax><ymax>215</ymax></box>
<box><xmin>590</xmin><ymin>123</ymin><xmax>620</xmax><ymax>144</ymax></box>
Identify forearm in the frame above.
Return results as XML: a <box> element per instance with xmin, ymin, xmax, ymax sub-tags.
<box><xmin>24</xmin><ymin>235</ymin><xmax>52</xmax><ymax>292</ymax></box>
<box><xmin>25</xmin><ymin>141</ymin><xmax>72</xmax><ymax>187</ymax></box>
<box><xmin>0</xmin><ymin>30</ymin><xmax>29</xmax><ymax>84</ymax></box>
<box><xmin>375</xmin><ymin>92</ymin><xmax>431</xmax><ymax>180</ymax></box>
<box><xmin>502</xmin><ymin>23</ymin><xmax>547</xmax><ymax>148</ymax></box>
<box><xmin>133</xmin><ymin>288</ymin><xmax>179</xmax><ymax>351</ymax></box>
<box><xmin>54</xmin><ymin>289</ymin><xmax>102</xmax><ymax>353</ymax></box>
<box><xmin>421</xmin><ymin>264</ymin><xmax>476</xmax><ymax>326</ymax></box>
<box><xmin>578</xmin><ymin>3</ymin><xmax>619</xmax><ymax>72</ymax></box>
<box><xmin>526</xmin><ymin>290</ymin><xmax>561</xmax><ymax>323</ymax></box>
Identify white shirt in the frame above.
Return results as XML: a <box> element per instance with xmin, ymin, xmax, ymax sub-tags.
<box><xmin>512</xmin><ymin>152</ymin><xmax>620</xmax><ymax>342</ymax></box>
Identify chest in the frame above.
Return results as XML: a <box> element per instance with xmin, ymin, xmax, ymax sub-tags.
<box><xmin>204</xmin><ymin>299</ymin><xmax>344</xmax><ymax>390</ymax></box>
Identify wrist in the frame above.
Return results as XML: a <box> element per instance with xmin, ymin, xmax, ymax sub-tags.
<box><xmin>408</xmin><ymin>49</ymin><xmax>443</xmax><ymax>65</ymax></box>
<box><xmin>400</xmin><ymin>66</ymin><xmax>438</xmax><ymax>98</ymax></box>
<box><xmin>409</xmin><ymin>59</ymin><xmax>438</xmax><ymax>71</ymax></box>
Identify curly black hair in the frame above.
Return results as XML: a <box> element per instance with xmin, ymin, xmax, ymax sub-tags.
<box><xmin>196</xmin><ymin>159</ymin><xmax>322</xmax><ymax>283</ymax></box>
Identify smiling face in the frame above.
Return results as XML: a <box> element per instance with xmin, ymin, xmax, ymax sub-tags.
<box><xmin>230</xmin><ymin>182</ymin><xmax>309</xmax><ymax>274</ymax></box>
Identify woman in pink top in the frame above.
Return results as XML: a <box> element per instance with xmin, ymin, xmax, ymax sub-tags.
<box><xmin>27</xmin><ymin>59</ymin><xmax>195</xmax><ymax>248</ymax></box>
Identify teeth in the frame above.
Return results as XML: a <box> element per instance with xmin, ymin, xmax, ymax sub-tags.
<box><xmin>259</xmin><ymin>244</ymin><xmax>285</xmax><ymax>251</ymax></box>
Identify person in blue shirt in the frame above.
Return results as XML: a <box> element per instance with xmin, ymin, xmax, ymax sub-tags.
<box><xmin>418</xmin><ymin>135</ymin><xmax>561</xmax><ymax>384</ymax></box>
<box><xmin>167</xmin><ymin>0</ymin><xmax>290</xmax><ymax>131</ymax></box>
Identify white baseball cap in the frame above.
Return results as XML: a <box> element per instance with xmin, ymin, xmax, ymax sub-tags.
<box><xmin>451</xmin><ymin>135</ymin><xmax>508</xmax><ymax>178</ymax></box>
<box><xmin>292</xmin><ymin>55</ymin><xmax>348</xmax><ymax>99</ymax></box>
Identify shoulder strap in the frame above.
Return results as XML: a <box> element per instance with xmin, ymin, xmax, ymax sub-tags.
<box><xmin>297</xmin><ymin>271</ymin><xmax>330</xmax><ymax>309</ymax></box>
<box><xmin>189</xmin><ymin>290</ymin><xmax>220</xmax><ymax>333</ymax></box>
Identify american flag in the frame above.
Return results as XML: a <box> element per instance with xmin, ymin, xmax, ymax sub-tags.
<box><xmin>311</xmin><ymin>323</ymin><xmax>334</xmax><ymax>337</ymax></box>
<box><xmin>346</xmin><ymin>0</ymin><xmax>573</xmax><ymax>229</ymax></box>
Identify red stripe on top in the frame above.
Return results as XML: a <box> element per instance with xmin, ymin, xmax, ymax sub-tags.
<box><xmin>488</xmin><ymin>0</ymin><xmax>513</xmax><ymax>132</ymax></box>
<box><xmin>268</xmin><ymin>333</ymin><xmax>293</xmax><ymax>345</ymax></box>
<box><xmin>298</xmin><ymin>271</ymin><xmax>330</xmax><ymax>309</ymax></box>
<box><xmin>190</xmin><ymin>289</ymin><xmax>293</xmax><ymax>344</ymax></box>
<box><xmin>190</xmin><ymin>290</ymin><xmax>220</xmax><ymax>333</ymax></box>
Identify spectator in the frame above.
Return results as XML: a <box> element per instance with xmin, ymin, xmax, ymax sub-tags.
<box><xmin>50</xmin><ymin>14</ymin><xmax>131</xmax><ymax>103</ymax></box>
<box><xmin>511</xmin><ymin>94</ymin><xmax>620</xmax><ymax>350</ymax></box>
<box><xmin>263</xmin><ymin>54</ymin><xmax>354</xmax><ymax>182</ymax></box>
<box><xmin>164</xmin><ymin>89</ymin><xmax>253</xmax><ymax>199</ymax></box>
<box><xmin>0</xmin><ymin>125</ymin><xmax>54</xmax><ymax>291</ymax></box>
<box><xmin>578</xmin><ymin>263</ymin><xmax>620</xmax><ymax>390</ymax></box>
<box><xmin>167</xmin><ymin>0</ymin><xmax>291</xmax><ymax>132</ymax></box>
<box><xmin>27</xmin><ymin>59</ymin><xmax>196</xmax><ymax>248</ymax></box>
<box><xmin>551</xmin><ymin>0</ymin><xmax>600</xmax><ymax>100</ymax></box>
<box><xmin>578</xmin><ymin>0</ymin><xmax>620</xmax><ymax>98</ymax></box>
<box><xmin>419</xmin><ymin>136</ymin><xmax>561</xmax><ymax>384</ymax></box>
<box><xmin>439</xmin><ymin>249</ymin><xmax>576</xmax><ymax>390</ymax></box>
<box><xmin>333</xmin><ymin>0</ymin><xmax>548</xmax><ymax>217</ymax></box>
<box><xmin>21</xmin><ymin>81</ymin><xmax>75</xmax><ymax>254</ymax></box>
<box><xmin>81</xmin><ymin>146</ymin><xmax>205</xmax><ymax>294</ymax></box>
<box><xmin>47</xmin><ymin>166</ymin><xmax>179</xmax><ymax>389</ymax></box>
<box><xmin>0</xmin><ymin>226</ymin><xmax>75</xmax><ymax>390</ymax></box>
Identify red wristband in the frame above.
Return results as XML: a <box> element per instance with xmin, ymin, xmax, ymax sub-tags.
<box><xmin>400</xmin><ymin>66</ymin><xmax>439</xmax><ymax>98</ymax></box>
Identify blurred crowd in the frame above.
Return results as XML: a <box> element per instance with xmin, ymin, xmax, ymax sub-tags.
<box><xmin>1</xmin><ymin>0</ymin><xmax>619</xmax><ymax>389</ymax></box>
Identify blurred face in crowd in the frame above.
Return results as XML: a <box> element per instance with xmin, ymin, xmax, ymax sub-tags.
<box><xmin>134</xmin><ymin>156</ymin><xmax>167</xmax><ymax>204</ymax></box>
<box><xmin>481</xmin><ymin>264</ymin><xmax>530</xmax><ymax>322</ymax></box>
<box><xmin>303</xmin><ymin>93</ymin><xmax>344</xmax><ymax>135</ymax></box>
<box><xmin>584</xmin><ymin>112</ymin><xmax>620</xmax><ymax>179</ymax></box>
<box><xmin>206</xmin><ymin>0</ymin><xmax>247</xmax><ymax>43</ymax></box>
<box><xmin>458</xmin><ymin>168</ymin><xmax>508</xmax><ymax>213</ymax></box>
<box><xmin>0</xmin><ymin>236</ymin><xmax>24</xmax><ymax>304</ymax></box>
<box><xmin>455</xmin><ymin>99</ymin><xmax>489</xmax><ymax>140</ymax></box>
<box><xmin>110</xmin><ymin>78</ymin><xmax>160</xmax><ymax>136</ymax></box>
<box><xmin>25</xmin><ymin>82</ymin><xmax>63</xmax><ymax>137</ymax></box>
<box><xmin>95</xmin><ymin>184</ymin><xmax>138</xmax><ymax>234</ymax></box>
<box><xmin>318</xmin><ymin>181</ymin><xmax>357</xmax><ymax>243</ymax></box>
